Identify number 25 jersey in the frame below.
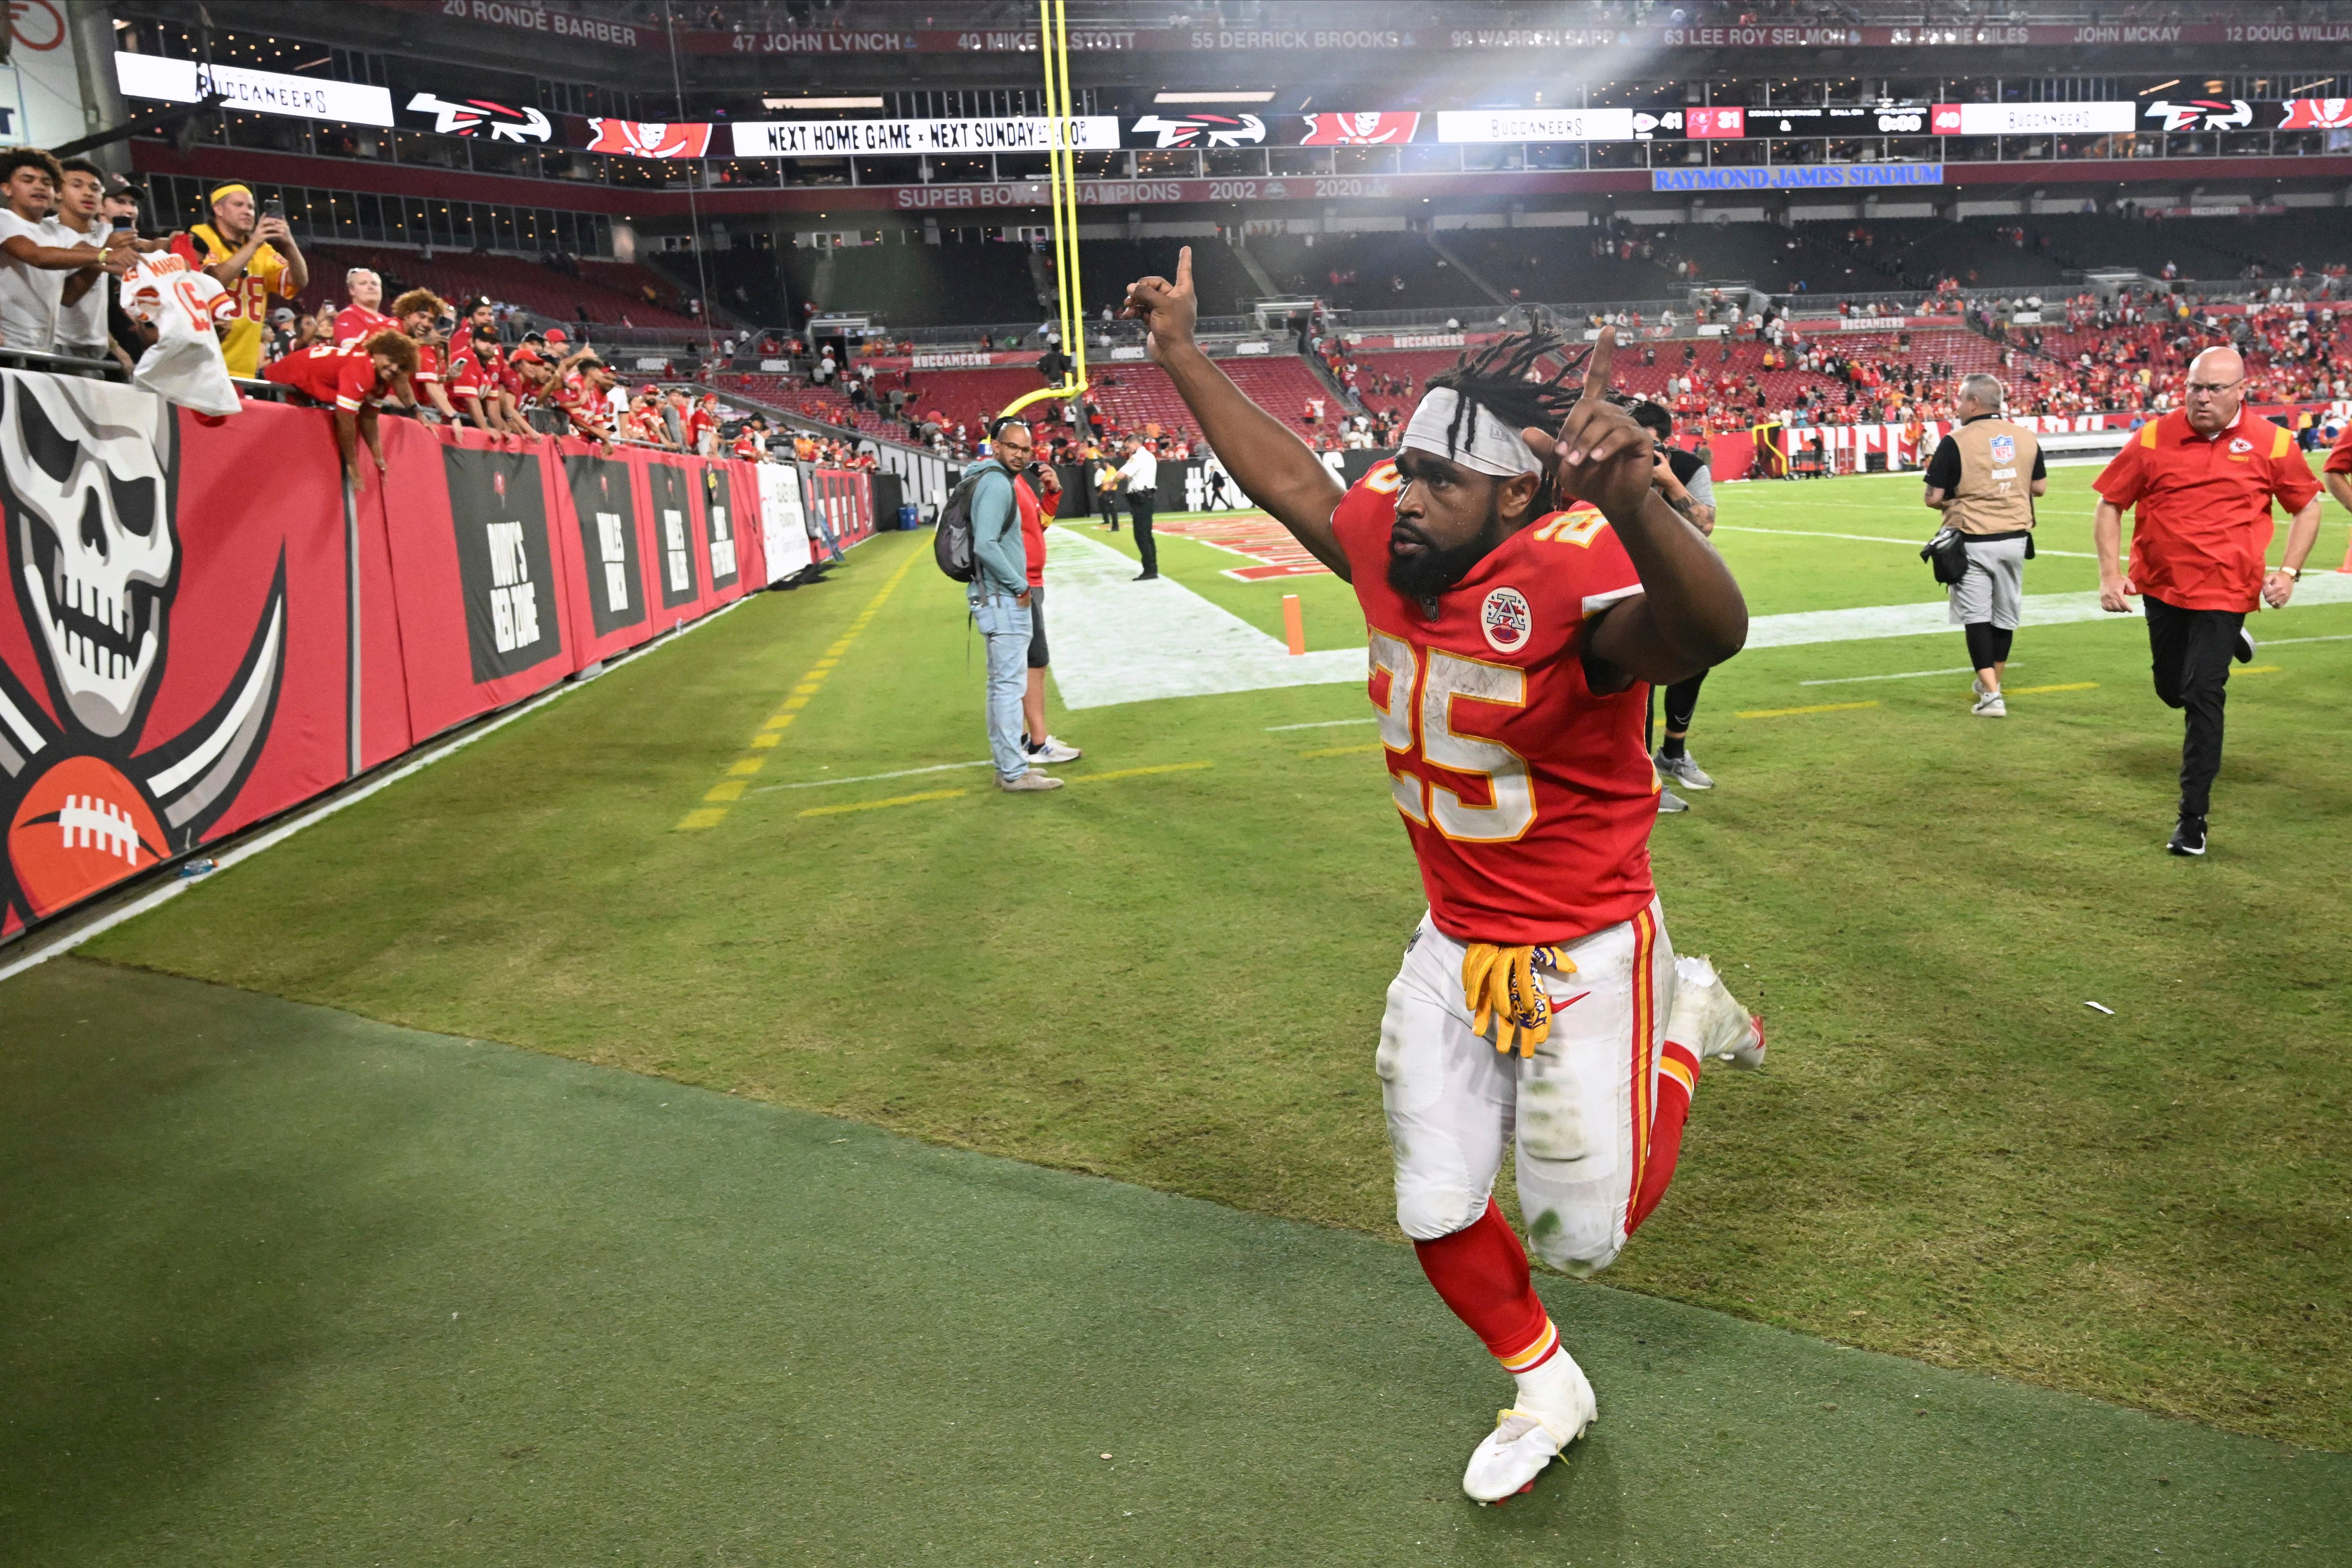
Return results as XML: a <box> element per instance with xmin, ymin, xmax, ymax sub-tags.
<box><xmin>1331</xmin><ymin>460</ymin><xmax>1661</xmax><ymax>947</ymax></box>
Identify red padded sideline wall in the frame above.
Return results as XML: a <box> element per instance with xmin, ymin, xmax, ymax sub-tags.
<box><xmin>0</xmin><ymin>377</ymin><xmax>359</xmax><ymax>933</ymax></box>
<box><xmin>379</xmin><ymin>420</ymin><xmax>580</xmax><ymax>741</ymax></box>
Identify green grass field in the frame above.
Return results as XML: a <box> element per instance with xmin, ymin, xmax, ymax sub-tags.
<box><xmin>9</xmin><ymin>463</ymin><xmax>2352</xmax><ymax>1559</ymax></box>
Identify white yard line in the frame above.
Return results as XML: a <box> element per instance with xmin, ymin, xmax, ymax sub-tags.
<box><xmin>754</xmin><ymin>759</ymin><xmax>993</xmax><ymax>792</ymax></box>
<box><xmin>1748</xmin><ymin>571</ymin><xmax>2352</xmax><ymax>649</ymax></box>
<box><xmin>1265</xmin><ymin>717</ymin><xmax>1377</xmax><ymax>731</ymax></box>
<box><xmin>0</xmin><ymin>597</ymin><xmax>756</xmax><ymax>985</ymax></box>
<box><xmin>1044</xmin><ymin>526</ymin><xmax>1362</xmax><ymax>709</ymax></box>
<box><xmin>1714</xmin><ymin>523</ymin><xmax>2097</xmax><ymax>559</ymax></box>
<box><xmin>1801</xmin><ymin>664</ymin><xmax>2016</xmax><ymax>686</ymax></box>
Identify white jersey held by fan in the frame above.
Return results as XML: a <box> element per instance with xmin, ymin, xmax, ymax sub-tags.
<box><xmin>118</xmin><ymin>253</ymin><xmax>241</xmax><ymax>418</ymax></box>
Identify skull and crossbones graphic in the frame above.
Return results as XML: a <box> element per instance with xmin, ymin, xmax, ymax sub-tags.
<box><xmin>0</xmin><ymin>372</ymin><xmax>283</xmax><ymax>926</ymax></box>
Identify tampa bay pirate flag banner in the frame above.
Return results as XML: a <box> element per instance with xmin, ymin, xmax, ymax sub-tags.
<box><xmin>0</xmin><ymin>371</ymin><xmax>804</xmax><ymax>938</ymax></box>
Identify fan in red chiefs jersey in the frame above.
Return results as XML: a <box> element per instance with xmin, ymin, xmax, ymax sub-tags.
<box><xmin>388</xmin><ymin>287</ymin><xmax>461</xmax><ymax>425</ymax></box>
<box><xmin>262</xmin><ymin>329</ymin><xmax>418</xmax><ymax>477</ymax></box>
<box><xmin>333</xmin><ymin>267</ymin><xmax>395</xmax><ymax>347</ymax></box>
<box><xmin>1125</xmin><ymin>249</ymin><xmax>1762</xmax><ymax>1504</ymax></box>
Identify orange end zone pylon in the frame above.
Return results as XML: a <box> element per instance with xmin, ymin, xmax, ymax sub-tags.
<box><xmin>1281</xmin><ymin>594</ymin><xmax>1306</xmax><ymax>656</ymax></box>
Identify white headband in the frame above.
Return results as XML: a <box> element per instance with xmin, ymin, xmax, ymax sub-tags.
<box><xmin>1400</xmin><ymin>387</ymin><xmax>1541</xmax><ymax>478</ymax></box>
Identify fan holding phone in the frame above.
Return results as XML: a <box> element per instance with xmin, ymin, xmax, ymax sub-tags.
<box><xmin>167</xmin><ymin>182</ymin><xmax>310</xmax><ymax>378</ymax></box>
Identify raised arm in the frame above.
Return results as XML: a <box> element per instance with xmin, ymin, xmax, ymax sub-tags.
<box><xmin>1123</xmin><ymin>246</ymin><xmax>1350</xmax><ymax>578</ymax></box>
<box><xmin>1527</xmin><ymin>329</ymin><xmax>1747</xmax><ymax>688</ymax></box>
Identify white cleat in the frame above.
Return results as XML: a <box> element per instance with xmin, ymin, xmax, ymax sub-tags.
<box><xmin>1671</xmin><ymin>955</ymin><xmax>1765</xmax><ymax>1069</ymax></box>
<box><xmin>1463</xmin><ymin>1361</ymin><xmax>1596</xmax><ymax>1503</ymax></box>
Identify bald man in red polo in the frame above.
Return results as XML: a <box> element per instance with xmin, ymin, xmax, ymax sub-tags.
<box><xmin>2093</xmin><ymin>346</ymin><xmax>2323</xmax><ymax>856</ymax></box>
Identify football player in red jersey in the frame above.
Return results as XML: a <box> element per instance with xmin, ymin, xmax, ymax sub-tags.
<box><xmin>1126</xmin><ymin>250</ymin><xmax>1763</xmax><ymax>1502</ymax></box>
<box><xmin>262</xmin><ymin>329</ymin><xmax>418</xmax><ymax>477</ymax></box>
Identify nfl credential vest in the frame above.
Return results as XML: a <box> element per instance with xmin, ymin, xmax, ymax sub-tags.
<box><xmin>1943</xmin><ymin>417</ymin><xmax>2039</xmax><ymax>536</ymax></box>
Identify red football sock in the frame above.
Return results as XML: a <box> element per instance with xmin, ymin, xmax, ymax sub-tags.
<box><xmin>1414</xmin><ymin>1197</ymin><xmax>1557</xmax><ymax>1371</ymax></box>
<box><xmin>1628</xmin><ymin>1040</ymin><xmax>1702</xmax><ymax>1235</ymax></box>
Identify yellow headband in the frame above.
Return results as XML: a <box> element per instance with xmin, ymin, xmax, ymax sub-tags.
<box><xmin>209</xmin><ymin>183</ymin><xmax>251</xmax><ymax>206</ymax></box>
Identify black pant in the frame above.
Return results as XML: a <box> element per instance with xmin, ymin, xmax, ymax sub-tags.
<box><xmin>2143</xmin><ymin>594</ymin><xmax>2242</xmax><ymax>819</ymax></box>
<box><xmin>1129</xmin><ymin>496</ymin><xmax>1157</xmax><ymax>576</ymax></box>
<box><xmin>1645</xmin><ymin>672</ymin><xmax>1707</xmax><ymax>749</ymax></box>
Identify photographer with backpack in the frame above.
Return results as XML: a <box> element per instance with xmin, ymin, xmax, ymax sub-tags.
<box><xmin>959</xmin><ymin>419</ymin><xmax>1062</xmax><ymax>793</ymax></box>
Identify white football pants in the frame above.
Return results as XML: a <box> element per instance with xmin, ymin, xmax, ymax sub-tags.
<box><xmin>1377</xmin><ymin>900</ymin><xmax>1675</xmax><ymax>1276</ymax></box>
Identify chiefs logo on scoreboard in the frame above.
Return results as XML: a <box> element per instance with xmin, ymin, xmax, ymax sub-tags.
<box><xmin>586</xmin><ymin>119</ymin><xmax>714</xmax><ymax>158</ymax></box>
<box><xmin>1298</xmin><ymin>111</ymin><xmax>1421</xmax><ymax>146</ymax></box>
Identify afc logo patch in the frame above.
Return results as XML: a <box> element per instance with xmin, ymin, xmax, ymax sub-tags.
<box><xmin>1989</xmin><ymin>434</ymin><xmax>2016</xmax><ymax>464</ymax></box>
<box><xmin>1481</xmin><ymin>586</ymin><xmax>1532</xmax><ymax>654</ymax></box>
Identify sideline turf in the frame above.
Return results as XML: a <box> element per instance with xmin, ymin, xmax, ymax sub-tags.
<box><xmin>4</xmin><ymin>959</ymin><xmax>2343</xmax><ymax>1566</ymax></box>
<box><xmin>76</xmin><ymin>473</ymin><xmax>2352</xmax><ymax>1449</ymax></box>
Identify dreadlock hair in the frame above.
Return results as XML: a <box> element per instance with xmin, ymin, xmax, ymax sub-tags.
<box><xmin>1420</xmin><ymin>329</ymin><xmax>1587</xmax><ymax>515</ymax></box>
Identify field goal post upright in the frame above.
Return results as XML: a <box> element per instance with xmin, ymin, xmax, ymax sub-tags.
<box><xmin>995</xmin><ymin>0</ymin><xmax>1086</xmax><ymax>425</ymax></box>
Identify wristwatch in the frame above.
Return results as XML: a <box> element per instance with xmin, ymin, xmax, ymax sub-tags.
<box><xmin>2280</xmin><ymin>566</ymin><xmax>2304</xmax><ymax>580</ymax></box>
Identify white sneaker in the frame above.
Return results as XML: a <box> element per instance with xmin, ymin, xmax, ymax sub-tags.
<box><xmin>1653</xmin><ymin>749</ymin><xmax>1715</xmax><ymax>790</ymax></box>
<box><xmin>1670</xmin><ymin>955</ymin><xmax>1765</xmax><ymax>1069</ymax></box>
<box><xmin>1025</xmin><ymin>735</ymin><xmax>1082</xmax><ymax>764</ymax></box>
<box><xmin>1972</xmin><ymin>690</ymin><xmax>2006</xmax><ymax>717</ymax></box>
<box><xmin>1462</xmin><ymin>1356</ymin><xmax>1597</xmax><ymax>1504</ymax></box>
<box><xmin>996</xmin><ymin>771</ymin><xmax>1064</xmax><ymax>793</ymax></box>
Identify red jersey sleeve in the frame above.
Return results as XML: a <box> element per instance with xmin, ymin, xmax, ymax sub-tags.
<box><xmin>411</xmin><ymin>342</ymin><xmax>441</xmax><ymax>387</ymax></box>
<box><xmin>167</xmin><ymin>233</ymin><xmax>203</xmax><ymax>271</ymax></box>
<box><xmin>2268</xmin><ymin>424</ymin><xmax>2321</xmax><ymax>512</ymax></box>
<box><xmin>2326</xmin><ymin>421</ymin><xmax>2352</xmax><ymax>476</ymax></box>
<box><xmin>2093</xmin><ymin>426</ymin><xmax>2150</xmax><ymax>508</ymax></box>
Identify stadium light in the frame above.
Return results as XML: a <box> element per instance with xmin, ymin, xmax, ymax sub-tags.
<box><xmin>1153</xmin><ymin>90</ymin><xmax>1275</xmax><ymax>104</ymax></box>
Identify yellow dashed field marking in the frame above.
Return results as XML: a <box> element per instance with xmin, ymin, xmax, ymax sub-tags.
<box><xmin>1302</xmin><ymin>743</ymin><xmax>1385</xmax><ymax>759</ymax></box>
<box><xmin>1738</xmin><ymin>700</ymin><xmax>1881</xmax><ymax>720</ymax></box>
<box><xmin>1063</xmin><ymin>762</ymin><xmax>1214</xmax><ymax>784</ymax></box>
<box><xmin>800</xmin><ymin>788</ymin><xmax>970</xmax><ymax>818</ymax></box>
<box><xmin>2238</xmin><ymin>664</ymin><xmax>2281</xmax><ymax>675</ymax></box>
<box><xmin>2007</xmin><ymin>682</ymin><xmax>2098</xmax><ymax>695</ymax></box>
<box><xmin>675</xmin><ymin>546</ymin><xmax>925</xmax><ymax>831</ymax></box>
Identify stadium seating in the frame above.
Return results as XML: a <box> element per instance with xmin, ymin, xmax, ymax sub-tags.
<box><xmin>298</xmin><ymin>244</ymin><xmax>700</xmax><ymax>326</ymax></box>
<box><xmin>1247</xmin><ymin>230</ymin><xmax>1495</xmax><ymax>314</ymax></box>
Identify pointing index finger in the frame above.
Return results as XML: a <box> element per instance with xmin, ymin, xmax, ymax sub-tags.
<box><xmin>1176</xmin><ymin>245</ymin><xmax>1193</xmax><ymax>294</ymax></box>
<box><xmin>1581</xmin><ymin>325</ymin><xmax>1616</xmax><ymax>404</ymax></box>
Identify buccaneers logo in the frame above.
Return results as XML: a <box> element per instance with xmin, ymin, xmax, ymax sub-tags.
<box><xmin>0</xmin><ymin>373</ymin><xmax>283</xmax><ymax>927</ymax></box>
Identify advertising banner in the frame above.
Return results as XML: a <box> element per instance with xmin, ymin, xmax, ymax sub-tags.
<box><xmin>559</xmin><ymin>450</ymin><xmax>656</xmax><ymax>656</ymax></box>
<box><xmin>731</xmin><ymin>115</ymin><xmax>1120</xmax><ymax>157</ymax></box>
<box><xmin>586</xmin><ymin>119</ymin><xmax>715</xmax><ymax>158</ymax></box>
<box><xmin>0</xmin><ymin>369</ymin><xmax>813</xmax><ymax>937</ymax></box>
<box><xmin>1652</xmin><ymin>164</ymin><xmax>1943</xmax><ymax>191</ymax></box>
<box><xmin>758</xmin><ymin>462</ymin><xmax>813</xmax><ymax>583</ymax></box>
<box><xmin>1931</xmin><ymin>102</ymin><xmax>2135</xmax><ymax>136</ymax></box>
<box><xmin>114</xmin><ymin>52</ymin><xmax>397</xmax><ymax>127</ymax></box>
<box><xmin>644</xmin><ymin>459</ymin><xmax>703</xmax><ymax>619</ymax></box>
<box><xmin>0</xmin><ymin>377</ymin><xmax>347</xmax><ymax>932</ymax></box>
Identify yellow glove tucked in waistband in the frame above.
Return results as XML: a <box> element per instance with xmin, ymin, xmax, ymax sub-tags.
<box><xmin>1461</xmin><ymin>942</ymin><xmax>1575</xmax><ymax>1058</ymax></box>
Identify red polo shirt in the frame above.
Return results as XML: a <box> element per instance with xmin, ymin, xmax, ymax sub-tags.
<box><xmin>2093</xmin><ymin>408</ymin><xmax>2318</xmax><ymax>612</ymax></box>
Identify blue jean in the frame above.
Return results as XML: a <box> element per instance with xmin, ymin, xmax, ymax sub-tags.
<box><xmin>971</xmin><ymin>590</ymin><xmax>1034</xmax><ymax>780</ymax></box>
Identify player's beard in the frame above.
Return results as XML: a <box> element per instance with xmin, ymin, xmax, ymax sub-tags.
<box><xmin>1387</xmin><ymin>498</ymin><xmax>1508</xmax><ymax>601</ymax></box>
